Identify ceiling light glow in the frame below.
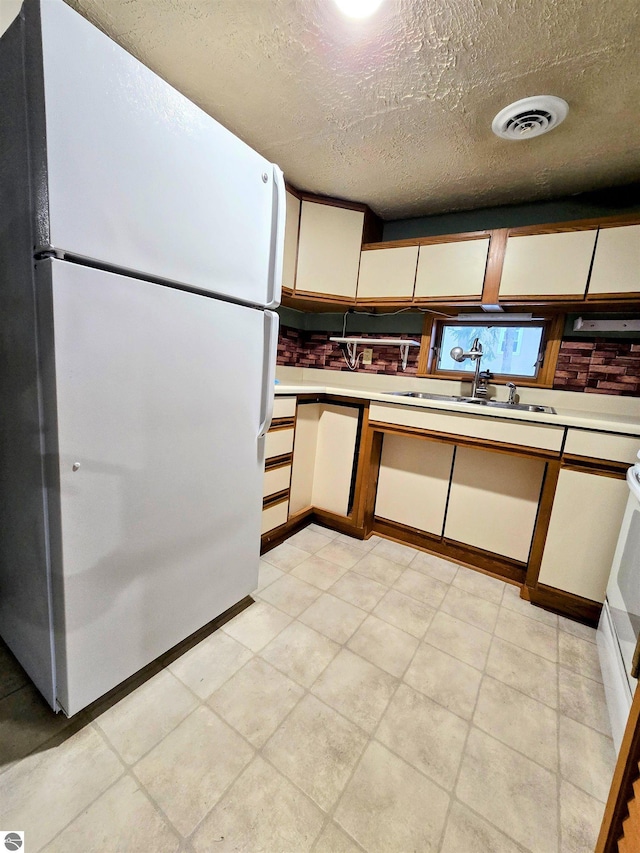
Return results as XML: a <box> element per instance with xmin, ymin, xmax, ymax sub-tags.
<box><xmin>333</xmin><ymin>0</ymin><xmax>384</xmax><ymax>19</ymax></box>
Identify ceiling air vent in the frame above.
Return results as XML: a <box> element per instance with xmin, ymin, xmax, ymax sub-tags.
<box><xmin>491</xmin><ymin>96</ymin><xmax>569</xmax><ymax>141</ymax></box>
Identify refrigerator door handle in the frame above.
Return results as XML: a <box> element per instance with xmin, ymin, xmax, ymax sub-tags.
<box><xmin>266</xmin><ymin>165</ymin><xmax>286</xmax><ymax>310</ymax></box>
<box><xmin>258</xmin><ymin>310</ymin><xmax>279</xmax><ymax>438</ymax></box>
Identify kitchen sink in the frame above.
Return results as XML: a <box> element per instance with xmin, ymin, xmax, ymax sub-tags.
<box><xmin>389</xmin><ymin>391</ymin><xmax>556</xmax><ymax>415</ymax></box>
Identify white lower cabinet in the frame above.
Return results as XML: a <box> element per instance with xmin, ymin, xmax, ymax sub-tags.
<box><xmin>443</xmin><ymin>447</ymin><xmax>546</xmax><ymax>562</ymax></box>
<box><xmin>263</xmin><ymin>464</ymin><xmax>291</xmax><ymax>499</ymax></box>
<box><xmin>264</xmin><ymin>426</ymin><xmax>294</xmax><ymax>459</ymax></box>
<box><xmin>261</xmin><ymin>500</ymin><xmax>289</xmax><ymax>534</ymax></box>
<box><xmin>289</xmin><ymin>403</ymin><xmax>360</xmax><ymax>518</ymax></box>
<box><xmin>537</xmin><ymin>469</ymin><xmax>629</xmax><ymax>602</ymax></box>
<box><xmin>375</xmin><ymin>434</ymin><xmax>453</xmax><ymax>535</ymax></box>
<box><xmin>289</xmin><ymin>403</ymin><xmax>321</xmax><ymax>515</ymax></box>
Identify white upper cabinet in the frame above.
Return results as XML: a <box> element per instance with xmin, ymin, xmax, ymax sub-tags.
<box><xmin>414</xmin><ymin>238</ymin><xmax>490</xmax><ymax>300</ymax></box>
<box><xmin>295</xmin><ymin>201</ymin><xmax>364</xmax><ymax>299</ymax></box>
<box><xmin>499</xmin><ymin>230</ymin><xmax>597</xmax><ymax>298</ymax></box>
<box><xmin>357</xmin><ymin>246</ymin><xmax>418</xmax><ymax>300</ymax></box>
<box><xmin>588</xmin><ymin>224</ymin><xmax>640</xmax><ymax>296</ymax></box>
<box><xmin>282</xmin><ymin>191</ymin><xmax>301</xmax><ymax>292</ymax></box>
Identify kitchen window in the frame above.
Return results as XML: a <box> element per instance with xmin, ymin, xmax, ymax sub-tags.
<box><xmin>419</xmin><ymin>315</ymin><xmax>564</xmax><ymax>387</ymax></box>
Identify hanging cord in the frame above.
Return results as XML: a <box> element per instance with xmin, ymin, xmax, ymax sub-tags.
<box><xmin>341</xmin><ymin>345</ymin><xmax>364</xmax><ymax>371</ymax></box>
<box><xmin>342</xmin><ymin>305</ymin><xmax>450</xmax><ymax>334</ymax></box>
<box><xmin>337</xmin><ymin>306</ymin><xmax>448</xmax><ymax>370</ymax></box>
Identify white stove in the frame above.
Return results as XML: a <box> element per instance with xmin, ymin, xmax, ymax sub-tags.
<box><xmin>598</xmin><ymin>459</ymin><xmax>640</xmax><ymax>751</ymax></box>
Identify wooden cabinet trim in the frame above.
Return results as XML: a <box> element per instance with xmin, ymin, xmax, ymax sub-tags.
<box><xmin>596</xmin><ymin>669</ymin><xmax>640</xmax><ymax>852</ymax></box>
<box><xmin>268</xmin><ymin>417</ymin><xmax>296</xmax><ymax>431</ymax></box>
<box><xmin>524</xmin><ymin>583</ymin><xmax>601</xmax><ymax>626</ymax></box>
<box><xmin>367</xmin><ymin>420</ymin><xmax>561</xmax><ymax>460</ymax></box>
<box><xmin>296</xmin><ymin>190</ymin><xmax>370</xmax><ymax>214</ymax></box>
<box><xmin>561</xmin><ymin>455</ymin><xmax>629</xmax><ymax>479</ymax></box>
<box><xmin>264</xmin><ymin>452</ymin><xmax>293</xmax><ymax>471</ymax></box>
<box><xmin>505</xmin><ymin>213</ymin><xmax>640</xmax><ymax>238</ymax></box>
<box><xmin>263</xmin><ymin>489</ymin><xmax>290</xmax><ymax>509</ymax></box>
<box><xmin>371</xmin><ymin>517</ymin><xmax>526</xmax><ymax>584</ymax></box>
<box><xmin>290</xmin><ymin>289</ymin><xmax>356</xmax><ymax>305</ymax></box>
<box><xmin>362</xmin><ymin>230</ymin><xmax>492</xmax><ymax>250</ymax></box>
<box><xmin>416</xmin><ymin>313</ymin><xmax>564</xmax><ymax>388</ymax></box>
<box><xmin>481</xmin><ymin>228</ymin><xmax>508</xmax><ymax>306</ymax></box>
<box><xmin>524</xmin><ymin>459</ymin><xmax>562</xmax><ymax>590</ymax></box>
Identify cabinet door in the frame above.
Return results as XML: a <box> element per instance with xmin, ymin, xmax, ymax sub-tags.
<box><xmin>357</xmin><ymin>246</ymin><xmax>418</xmax><ymax>300</ymax></box>
<box><xmin>537</xmin><ymin>469</ymin><xmax>628</xmax><ymax>601</ymax></box>
<box><xmin>588</xmin><ymin>225</ymin><xmax>640</xmax><ymax>296</ymax></box>
<box><xmin>312</xmin><ymin>405</ymin><xmax>360</xmax><ymax>516</ymax></box>
<box><xmin>499</xmin><ymin>230</ymin><xmax>597</xmax><ymax>298</ymax></box>
<box><xmin>444</xmin><ymin>447</ymin><xmax>545</xmax><ymax>562</ymax></box>
<box><xmin>289</xmin><ymin>403</ymin><xmax>320</xmax><ymax>515</ymax></box>
<box><xmin>295</xmin><ymin>201</ymin><xmax>364</xmax><ymax>299</ymax></box>
<box><xmin>282</xmin><ymin>191</ymin><xmax>301</xmax><ymax>292</ymax></box>
<box><xmin>375</xmin><ymin>435</ymin><xmax>454</xmax><ymax>535</ymax></box>
<box><xmin>414</xmin><ymin>238</ymin><xmax>490</xmax><ymax>300</ymax></box>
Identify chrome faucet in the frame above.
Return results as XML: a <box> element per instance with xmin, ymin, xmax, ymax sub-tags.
<box><xmin>476</xmin><ymin>370</ymin><xmax>493</xmax><ymax>398</ymax></box>
<box><xmin>506</xmin><ymin>382</ymin><xmax>518</xmax><ymax>405</ymax></box>
<box><xmin>450</xmin><ymin>337</ymin><xmax>486</xmax><ymax>399</ymax></box>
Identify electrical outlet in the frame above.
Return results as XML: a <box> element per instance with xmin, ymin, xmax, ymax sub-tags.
<box><xmin>362</xmin><ymin>348</ymin><xmax>373</xmax><ymax>365</ymax></box>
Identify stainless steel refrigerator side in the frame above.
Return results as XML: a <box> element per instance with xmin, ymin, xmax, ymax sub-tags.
<box><xmin>0</xmin><ymin>4</ymin><xmax>57</xmax><ymax>707</ymax></box>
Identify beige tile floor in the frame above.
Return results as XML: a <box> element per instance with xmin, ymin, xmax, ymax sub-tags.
<box><xmin>0</xmin><ymin>524</ymin><xmax>616</xmax><ymax>852</ymax></box>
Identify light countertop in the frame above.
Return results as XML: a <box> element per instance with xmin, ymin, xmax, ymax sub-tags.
<box><xmin>274</xmin><ymin>381</ymin><xmax>640</xmax><ymax>437</ymax></box>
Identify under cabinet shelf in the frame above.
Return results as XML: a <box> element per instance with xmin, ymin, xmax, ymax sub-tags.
<box><xmin>329</xmin><ymin>337</ymin><xmax>420</xmax><ymax>371</ymax></box>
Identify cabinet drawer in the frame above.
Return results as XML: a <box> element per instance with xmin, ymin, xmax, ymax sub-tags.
<box><xmin>261</xmin><ymin>500</ymin><xmax>289</xmax><ymax>534</ymax></box>
<box><xmin>369</xmin><ymin>402</ymin><xmax>564</xmax><ymax>452</ymax></box>
<box><xmin>265</xmin><ymin>427</ymin><xmax>294</xmax><ymax>459</ymax></box>
<box><xmin>263</xmin><ymin>464</ymin><xmax>292</xmax><ymax>498</ymax></box>
<box><xmin>273</xmin><ymin>396</ymin><xmax>296</xmax><ymax>420</ymax></box>
<box><xmin>564</xmin><ymin>429</ymin><xmax>639</xmax><ymax>465</ymax></box>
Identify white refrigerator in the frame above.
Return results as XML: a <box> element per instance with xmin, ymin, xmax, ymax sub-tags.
<box><xmin>0</xmin><ymin>0</ymin><xmax>284</xmax><ymax>715</ymax></box>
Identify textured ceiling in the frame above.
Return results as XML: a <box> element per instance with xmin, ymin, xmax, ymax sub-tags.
<box><xmin>63</xmin><ymin>0</ymin><xmax>640</xmax><ymax>219</ymax></box>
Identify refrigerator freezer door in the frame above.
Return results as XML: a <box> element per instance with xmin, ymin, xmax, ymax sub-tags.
<box><xmin>35</xmin><ymin>0</ymin><xmax>284</xmax><ymax>309</ymax></box>
<box><xmin>43</xmin><ymin>260</ymin><xmax>268</xmax><ymax>715</ymax></box>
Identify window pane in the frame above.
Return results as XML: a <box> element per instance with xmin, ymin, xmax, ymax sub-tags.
<box><xmin>438</xmin><ymin>325</ymin><xmax>544</xmax><ymax>377</ymax></box>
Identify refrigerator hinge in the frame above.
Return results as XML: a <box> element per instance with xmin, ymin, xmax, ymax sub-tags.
<box><xmin>34</xmin><ymin>249</ymin><xmax>64</xmax><ymax>261</ymax></box>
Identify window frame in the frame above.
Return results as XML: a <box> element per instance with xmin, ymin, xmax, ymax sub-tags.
<box><xmin>418</xmin><ymin>314</ymin><xmax>564</xmax><ymax>388</ymax></box>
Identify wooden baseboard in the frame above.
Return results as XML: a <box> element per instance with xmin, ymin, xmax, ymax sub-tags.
<box><xmin>524</xmin><ymin>583</ymin><xmax>602</xmax><ymax>627</ymax></box>
<box><xmin>311</xmin><ymin>508</ymin><xmax>366</xmax><ymax>539</ymax></box>
<box><xmin>372</xmin><ymin>517</ymin><xmax>525</xmax><ymax>585</ymax></box>
<box><xmin>260</xmin><ymin>508</ymin><xmax>313</xmax><ymax>553</ymax></box>
<box><xmin>83</xmin><ymin>595</ymin><xmax>254</xmax><ymax>718</ymax></box>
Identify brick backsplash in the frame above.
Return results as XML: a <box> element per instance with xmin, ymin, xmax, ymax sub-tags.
<box><xmin>553</xmin><ymin>339</ymin><xmax>640</xmax><ymax>396</ymax></box>
<box><xmin>277</xmin><ymin>327</ymin><xmax>419</xmax><ymax>375</ymax></box>
<box><xmin>278</xmin><ymin>326</ymin><xmax>640</xmax><ymax>395</ymax></box>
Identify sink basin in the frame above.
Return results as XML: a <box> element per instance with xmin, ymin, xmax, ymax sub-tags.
<box><xmin>390</xmin><ymin>391</ymin><xmax>556</xmax><ymax>415</ymax></box>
